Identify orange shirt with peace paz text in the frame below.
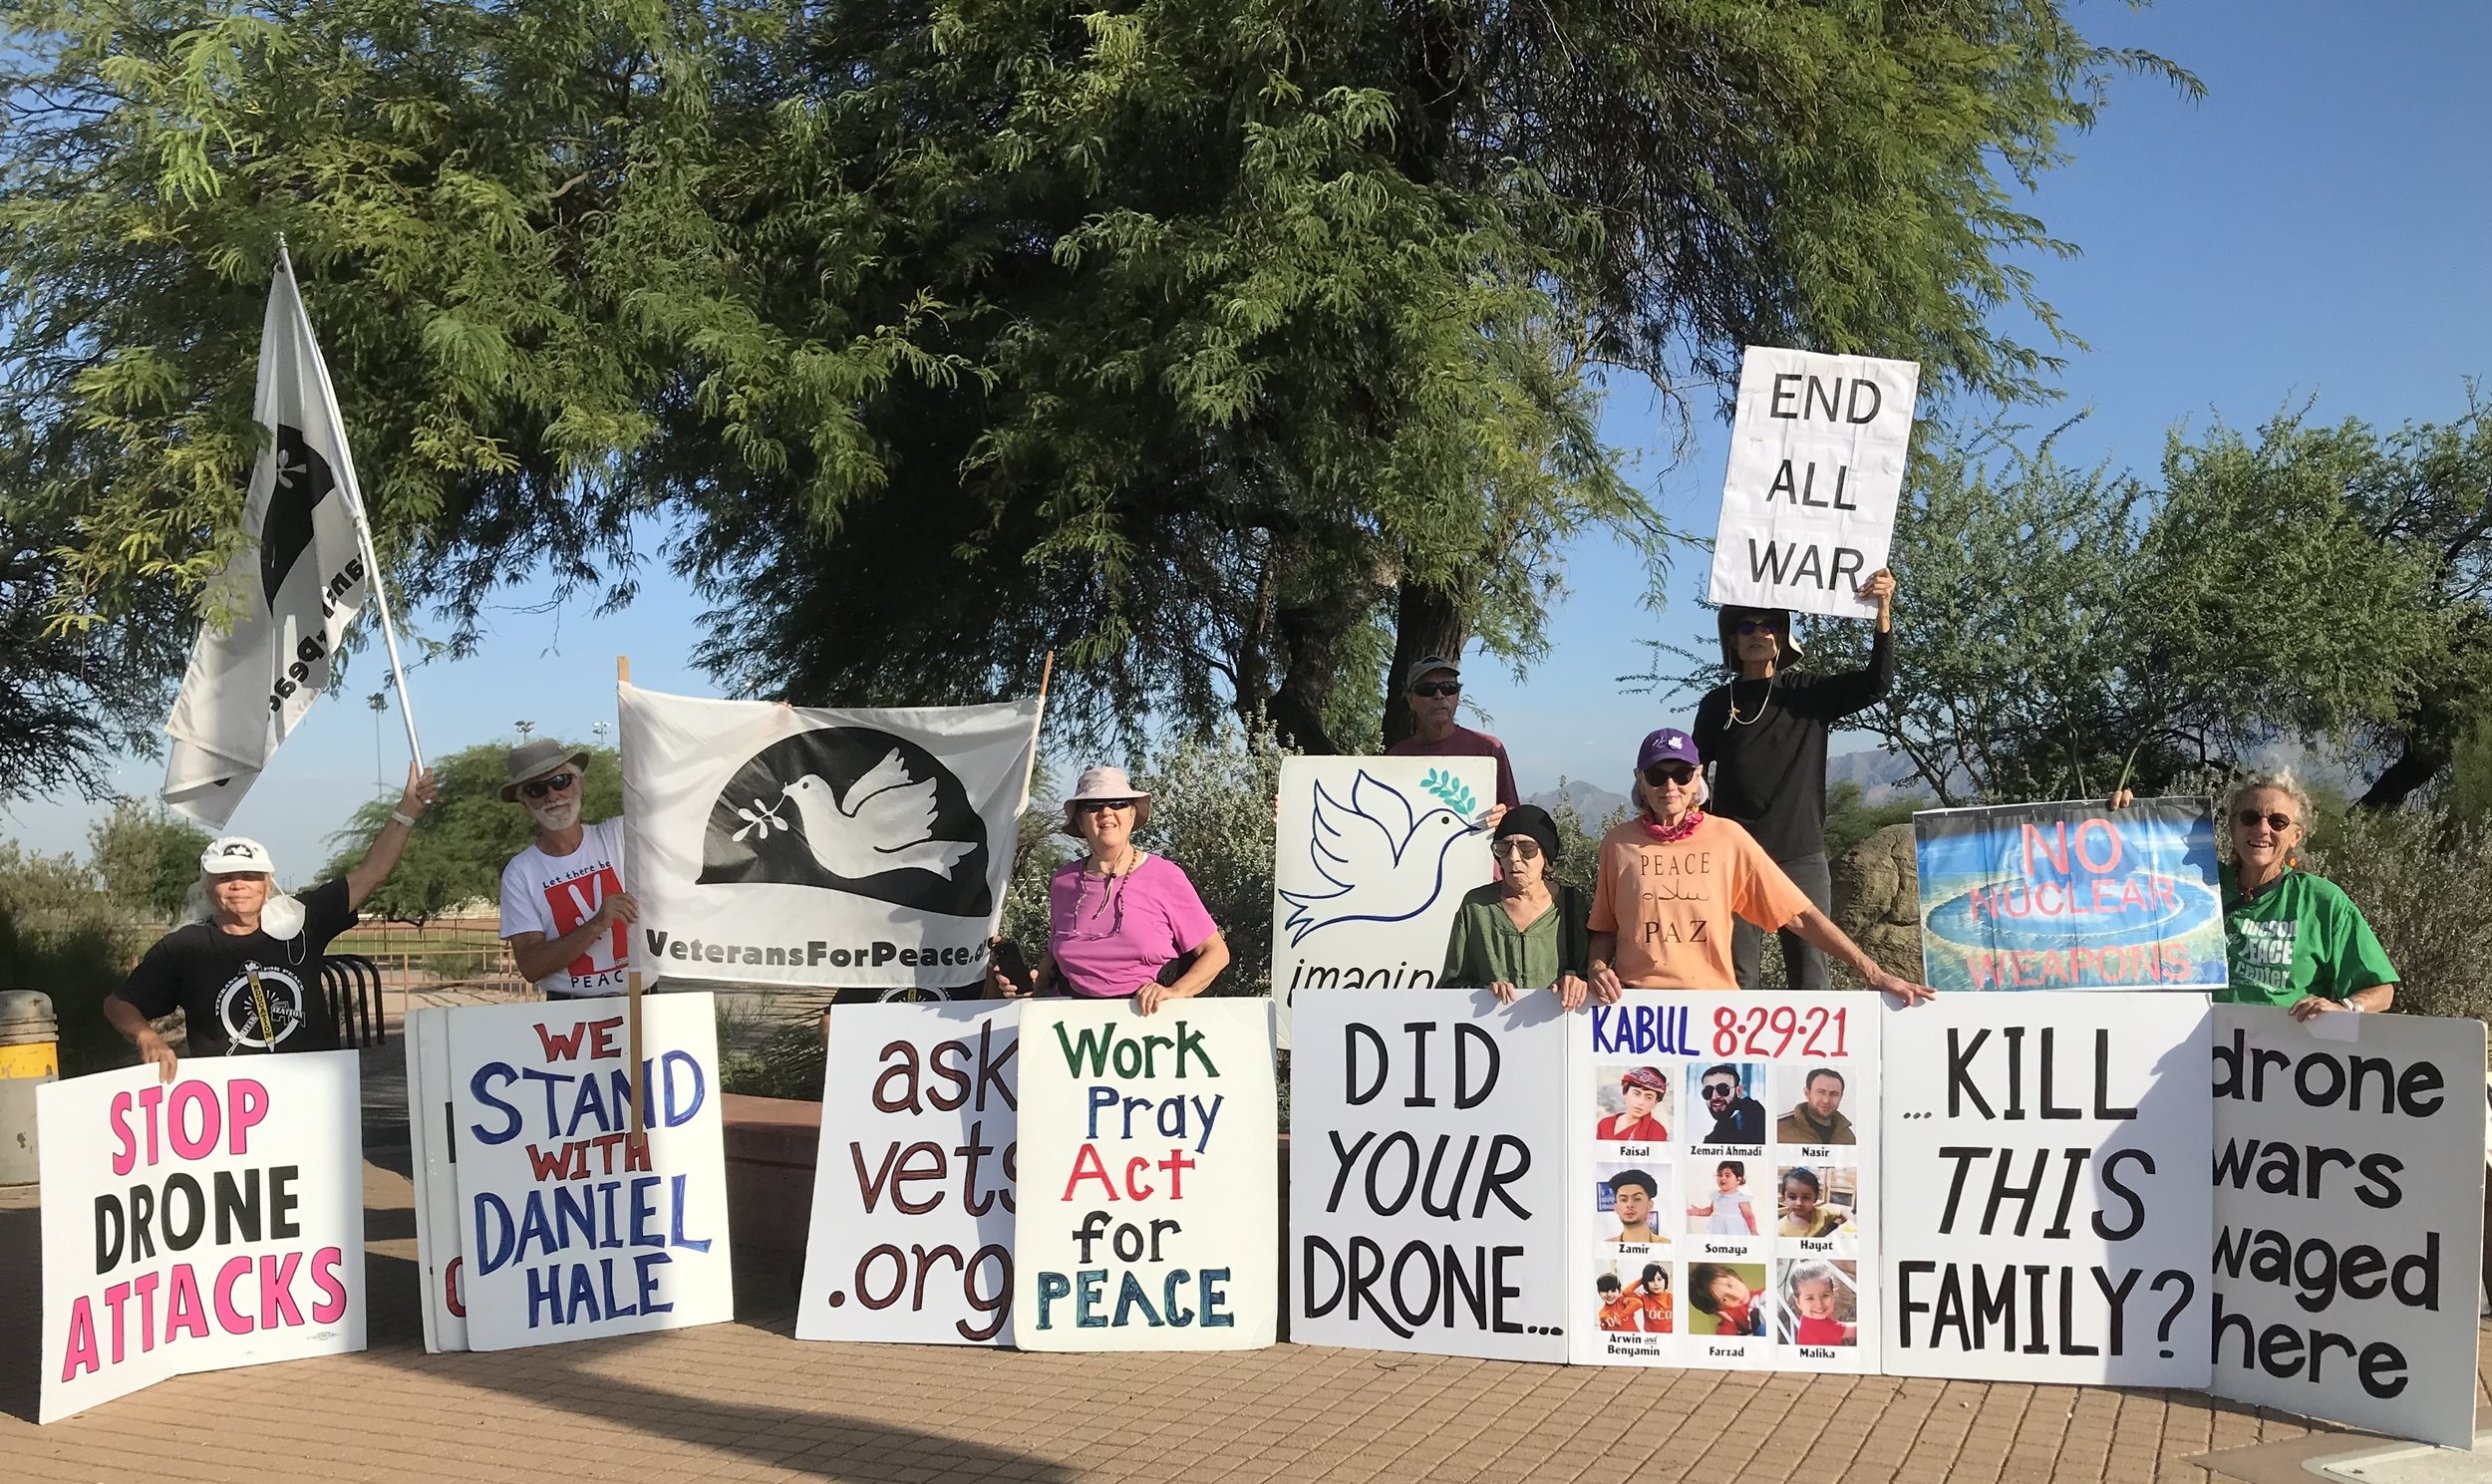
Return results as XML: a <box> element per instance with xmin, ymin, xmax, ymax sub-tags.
<box><xmin>1587</xmin><ymin>814</ymin><xmax>1810</xmax><ymax>989</ymax></box>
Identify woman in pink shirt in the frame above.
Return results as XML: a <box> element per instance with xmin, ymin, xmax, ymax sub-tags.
<box><xmin>997</xmin><ymin>766</ymin><xmax>1231</xmax><ymax>1015</ymax></box>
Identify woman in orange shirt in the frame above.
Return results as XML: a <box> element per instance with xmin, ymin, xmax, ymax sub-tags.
<box><xmin>1586</xmin><ymin>729</ymin><xmax>1934</xmax><ymax>1004</ymax></box>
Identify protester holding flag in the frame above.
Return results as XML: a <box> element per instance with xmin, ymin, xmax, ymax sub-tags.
<box><xmin>499</xmin><ymin>740</ymin><xmax>636</xmax><ymax>999</ymax></box>
<box><xmin>994</xmin><ymin>766</ymin><xmax>1229</xmax><ymax>1014</ymax></box>
<box><xmin>2111</xmin><ymin>769</ymin><xmax>2397</xmax><ymax>1018</ymax></box>
<box><xmin>104</xmin><ymin>763</ymin><xmax>437</xmax><ymax>1077</ymax></box>
<box><xmin>1437</xmin><ymin>803</ymin><xmax>1592</xmax><ymax>1008</ymax></box>
<box><xmin>1691</xmin><ymin>570</ymin><xmax>1898</xmax><ymax>990</ymax></box>
<box><xmin>1586</xmin><ymin>729</ymin><xmax>1934</xmax><ymax>1003</ymax></box>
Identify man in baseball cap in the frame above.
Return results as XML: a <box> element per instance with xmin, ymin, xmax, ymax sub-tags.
<box><xmin>498</xmin><ymin>738</ymin><xmax>636</xmax><ymax>999</ymax></box>
<box><xmin>1384</xmin><ymin>652</ymin><xmax>1518</xmax><ymax>818</ymax></box>
<box><xmin>105</xmin><ymin>764</ymin><xmax>437</xmax><ymax>1078</ymax></box>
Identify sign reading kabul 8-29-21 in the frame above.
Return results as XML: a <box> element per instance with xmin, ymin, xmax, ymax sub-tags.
<box><xmin>1914</xmin><ymin>797</ymin><xmax>2226</xmax><ymax>994</ymax></box>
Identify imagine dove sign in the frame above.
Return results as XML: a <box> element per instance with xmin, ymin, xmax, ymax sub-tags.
<box><xmin>1273</xmin><ymin>756</ymin><xmax>1498</xmax><ymax>1027</ymax></box>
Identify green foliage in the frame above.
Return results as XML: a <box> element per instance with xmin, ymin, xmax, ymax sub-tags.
<box><xmin>2306</xmin><ymin>801</ymin><xmax>2492</xmax><ymax>1025</ymax></box>
<box><xmin>1129</xmin><ymin>726</ymin><xmax>1291</xmax><ymax>995</ymax></box>
<box><xmin>1545</xmin><ymin>780</ymin><xmax>1629</xmax><ymax>898</ymax></box>
<box><xmin>1822</xmin><ymin>779</ymin><xmax>1924</xmax><ymax>861</ymax></box>
<box><xmin>319</xmin><ymin>740</ymin><xmax>623</xmax><ymax>924</ymax></box>
<box><xmin>715</xmin><ymin>1003</ymin><xmax>830</xmax><ymax>1101</ymax></box>
<box><xmin>2</xmin><ymin>0</ymin><xmax>2187</xmax><ymax>775</ymax></box>
<box><xmin>0</xmin><ymin>524</ymin><xmax>181</xmax><ymax>803</ymax></box>
<box><xmin>0</xmin><ymin>844</ymin><xmax>143</xmax><ymax>1076</ymax></box>
<box><xmin>88</xmin><ymin>798</ymin><xmax>213</xmax><ymax>922</ymax></box>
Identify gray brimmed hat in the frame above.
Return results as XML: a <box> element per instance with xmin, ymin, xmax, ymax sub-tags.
<box><xmin>1061</xmin><ymin>765</ymin><xmax>1153</xmax><ymax>835</ymax></box>
<box><xmin>1402</xmin><ymin>654</ymin><xmax>1462</xmax><ymax>690</ymax></box>
<box><xmin>501</xmin><ymin>739</ymin><xmax>593</xmax><ymax>801</ymax></box>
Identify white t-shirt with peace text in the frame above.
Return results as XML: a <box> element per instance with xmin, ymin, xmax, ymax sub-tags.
<box><xmin>499</xmin><ymin>817</ymin><xmax>632</xmax><ymax>998</ymax></box>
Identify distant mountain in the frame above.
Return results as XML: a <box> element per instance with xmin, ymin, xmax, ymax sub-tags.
<box><xmin>1826</xmin><ymin>747</ymin><xmax>1935</xmax><ymax>807</ymax></box>
<box><xmin>1526</xmin><ymin>778</ymin><xmax>1633</xmax><ymax>828</ymax></box>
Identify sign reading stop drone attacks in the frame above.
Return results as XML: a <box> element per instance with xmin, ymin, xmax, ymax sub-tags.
<box><xmin>1708</xmin><ymin>346</ymin><xmax>1922</xmax><ymax>621</ymax></box>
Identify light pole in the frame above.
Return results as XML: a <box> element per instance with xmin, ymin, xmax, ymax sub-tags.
<box><xmin>515</xmin><ymin>720</ymin><xmax>535</xmax><ymax>742</ymax></box>
<box><xmin>368</xmin><ymin>691</ymin><xmax>390</xmax><ymax>793</ymax></box>
<box><xmin>591</xmin><ymin>721</ymin><xmax>609</xmax><ymax>749</ymax></box>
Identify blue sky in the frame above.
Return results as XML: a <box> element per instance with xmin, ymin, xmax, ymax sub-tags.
<box><xmin>7</xmin><ymin>0</ymin><xmax>2488</xmax><ymax>880</ymax></box>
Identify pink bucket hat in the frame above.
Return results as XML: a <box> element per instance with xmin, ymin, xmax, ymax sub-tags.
<box><xmin>1061</xmin><ymin>764</ymin><xmax>1154</xmax><ymax>835</ymax></box>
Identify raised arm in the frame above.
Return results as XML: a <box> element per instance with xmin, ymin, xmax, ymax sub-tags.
<box><xmin>345</xmin><ymin>762</ymin><xmax>438</xmax><ymax>910</ymax></box>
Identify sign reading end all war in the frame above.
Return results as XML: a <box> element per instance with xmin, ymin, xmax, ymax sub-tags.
<box><xmin>1708</xmin><ymin>346</ymin><xmax>1921</xmax><ymax>620</ymax></box>
<box><xmin>1915</xmin><ymin>797</ymin><xmax>2226</xmax><ymax>994</ymax></box>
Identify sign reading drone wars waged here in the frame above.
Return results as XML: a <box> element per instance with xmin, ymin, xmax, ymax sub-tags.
<box><xmin>1271</xmin><ymin>755</ymin><xmax>1497</xmax><ymax>1040</ymax></box>
<box><xmin>619</xmin><ymin>683</ymin><xmax>1043</xmax><ymax>989</ymax></box>
<box><xmin>1914</xmin><ymin>797</ymin><xmax>2227</xmax><ymax>994</ymax></box>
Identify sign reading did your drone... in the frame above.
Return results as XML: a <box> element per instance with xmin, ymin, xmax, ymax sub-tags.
<box><xmin>619</xmin><ymin>684</ymin><xmax>1044</xmax><ymax>990</ymax></box>
<box><xmin>1270</xmin><ymin>755</ymin><xmax>1498</xmax><ymax>1044</ymax></box>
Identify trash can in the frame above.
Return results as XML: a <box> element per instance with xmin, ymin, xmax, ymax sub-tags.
<box><xmin>0</xmin><ymin>990</ymin><xmax>59</xmax><ymax>1186</ymax></box>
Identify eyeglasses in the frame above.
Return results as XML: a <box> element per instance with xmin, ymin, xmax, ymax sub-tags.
<box><xmin>1735</xmin><ymin>619</ymin><xmax>1781</xmax><ymax>636</ymax></box>
<box><xmin>520</xmin><ymin>773</ymin><xmax>577</xmax><ymax>800</ymax></box>
<box><xmin>1489</xmin><ymin>838</ymin><xmax>1542</xmax><ymax>859</ymax></box>
<box><xmin>1074</xmin><ymin>798</ymin><xmax>1136</xmax><ymax>815</ymax></box>
<box><xmin>1409</xmin><ymin>681</ymin><xmax>1460</xmax><ymax>698</ymax></box>
<box><xmin>2235</xmin><ymin>808</ymin><xmax>2297</xmax><ymax>833</ymax></box>
<box><xmin>1702</xmin><ymin>1081</ymin><xmax>1737</xmax><ymax>1097</ymax></box>
<box><xmin>1642</xmin><ymin>763</ymin><xmax>1698</xmax><ymax>787</ymax></box>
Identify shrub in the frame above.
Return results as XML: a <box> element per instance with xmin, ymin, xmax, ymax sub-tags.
<box><xmin>2306</xmin><ymin>802</ymin><xmax>2492</xmax><ymax>1025</ymax></box>
<box><xmin>0</xmin><ymin>844</ymin><xmax>145</xmax><ymax>1076</ymax></box>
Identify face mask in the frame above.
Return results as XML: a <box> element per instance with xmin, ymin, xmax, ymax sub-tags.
<box><xmin>528</xmin><ymin>796</ymin><xmax>581</xmax><ymax>833</ymax></box>
<box><xmin>259</xmin><ymin>893</ymin><xmax>306</xmax><ymax>941</ymax></box>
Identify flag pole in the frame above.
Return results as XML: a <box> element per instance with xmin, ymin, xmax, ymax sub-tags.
<box><xmin>279</xmin><ymin>238</ymin><xmax>424</xmax><ymax>771</ymax></box>
<box><xmin>620</xmin><ymin>654</ymin><xmax>646</xmax><ymax>1154</ymax></box>
<box><xmin>1013</xmin><ymin>651</ymin><xmax>1054</xmax><ymax>812</ymax></box>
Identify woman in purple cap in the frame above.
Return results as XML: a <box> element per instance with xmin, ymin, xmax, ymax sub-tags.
<box><xmin>1584</xmin><ymin>729</ymin><xmax>1934</xmax><ymax>1003</ymax></box>
<box><xmin>994</xmin><ymin>765</ymin><xmax>1231</xmax><ymax>1015</ymax></box>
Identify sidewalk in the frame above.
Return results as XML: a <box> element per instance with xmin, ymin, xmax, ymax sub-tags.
<box><xmin>3</xmin><ymin>1153</ymin><xmax>2483</xmax><ymax>1484</ymax></box>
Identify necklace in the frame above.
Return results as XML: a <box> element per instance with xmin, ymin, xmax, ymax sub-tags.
<box><xmin>1724</xmin><ymin>672</ymin><xmax>1775</xmax><ymax>727</ymax></box>
<box><xmin>1070</xmin><ymin>846</ymin><xmax>1144</xmax><ymax>938</ymax></box>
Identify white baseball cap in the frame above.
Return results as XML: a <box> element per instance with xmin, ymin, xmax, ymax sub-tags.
<box><xmin>199</xmin><ymin>837</ymin><xmax>276</xmax><ymax>875</ymax></box>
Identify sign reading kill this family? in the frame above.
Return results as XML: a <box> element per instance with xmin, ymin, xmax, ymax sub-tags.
<box><xmin>1708</xmin><ymin>346</ymin><xmax>1922</xmax><ymax>620</ymax></box>
<box><xmin>1915</xmin><ymin>797</ymin><xmax>2227</xmax><ymax>994</ymax></box>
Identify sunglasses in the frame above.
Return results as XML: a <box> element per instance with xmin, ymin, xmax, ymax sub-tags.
<box><xmin>1703</xmin><ymin>1082</ymin><xmax>1737</xmax><ymax>1097</ymax></box>
<box><xmin>1641</xmin><ymin>762</ymin><xmax>1698</xmax><ymax>787</ymax></box>
<box><xmin>1074</xmin><ymin>798</ymin><xmax>1137</xmax><ymax>815</ymax></box>
<box><xmin>2235</xmin><ymin>808</ymin><xmax>2297</xmax><ymax>833</ymax></box>
<box><xmin>1735</xmin><ymin>619</ymin><xmax>1782</xmax><ymax>636</ymax></box>
<box><xmin>1490</xmin><ymin>838</ymin><xmax>1543</xmax><ymax>859</ymax></box>
<box><xmin>1409</xmin><ymin>681</ymin><xmax>1461</xmax><ymax>698</ymax></box>
<box><xmin>520</xmin><ymin>772</ymin><xmax>577</xmax><ymax>800</ymax></box>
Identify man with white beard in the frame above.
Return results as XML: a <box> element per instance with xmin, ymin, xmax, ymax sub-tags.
<box><xmin>497</xmin><ymin>740</ymin><xmax>637</xmax><ymax>999</ymax></box>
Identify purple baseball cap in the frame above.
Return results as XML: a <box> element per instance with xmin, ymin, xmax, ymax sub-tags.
<box><xmin>1636</xmin><ymin>728</ymin><xmax>1701</xmax><ymax>772</ymax></box>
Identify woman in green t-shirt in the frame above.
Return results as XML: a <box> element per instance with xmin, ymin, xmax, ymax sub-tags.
<box><xmin>2125</xmin><ymin>769</ymin><xmax>2398</xmax><ymax>1018</ymax></box>
<box><xmin>1439</xmin><ymin>804</ymin><xmax>1593</xmax><ymax>1010</ymax></box>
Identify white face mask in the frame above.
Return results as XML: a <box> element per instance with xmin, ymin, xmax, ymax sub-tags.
<box><xmin>259</xmin><ymin>893</ymin><xmax>307</xmax><ymax>941</ymax></box>
<box><xmin>528</xmin><ymin>795</ymin><xmax>581</xmax><ymax>833</ymax></box>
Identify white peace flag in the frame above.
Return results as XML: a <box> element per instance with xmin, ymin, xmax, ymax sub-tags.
<box><xmin>619</xmin><ymin>684</ymin><xmax>1042</xmax><ymax>989</ymax></box>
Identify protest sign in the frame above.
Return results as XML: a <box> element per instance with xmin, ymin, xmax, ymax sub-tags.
<box><xmin>1014</xmin><ymin>999</ymin><xmax>1279</xmax><ymax>1349</ymax></box>
<box><xmin>448</xmin><ymin>994</ymin><xmax>734</xmax><ymax>1349</ymax></box>
<box><xmin>405</xmin><ymin>1007</ymin><xmax>468</xmax><ymax>1351</ymax></box>
<box><xmin>1568</xmin><ymin>994</ymin><xmax>1879</xmax><ymax>1372</ymax></box>
<box><xmin>1271</xmin><ymin>755</ymin><xmax>1498</xmax><ymax>1045</ymax></box>
<box><xmin>798</xmin><ymin>1002</ymin><xmax>1019</xmax><ymax>1345</ymax></box>
<box><xmin>39</xmin><ymin>1054</ymin><xmax>365</xmax><ymax>1423</ymax></box>
<box><xmin>619</xmin><ymin>682</ymin><xmax>1042</xmax><ymax>990</ymax></box>
<box><xmin>1883</xmin><ymin>993</ymin><xmax>2210</xmax><ymax>1385</ymax></box>
<box><xmin>1291</xmin><ymin>989</ymin><xmax>1570</xmax><ymax>1362</ymax></box>
<box><xmin>2208</xmin><ymin>1006</ymin><xmax>2486</xmax><ymax>1448</ymax></box>
<box><xmin>1915</xmin><ymin>797</ymin><xmax>2227</xmax><ymax>994</ymax></box>
<box><xmin>1708</xmin><ymin>346</ymin><xmax>1921</xmax><ymax>620</ymax></box>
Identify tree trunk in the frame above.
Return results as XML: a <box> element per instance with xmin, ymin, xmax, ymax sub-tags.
<box><xmin>2360</xmin><ymin>690</ymin><xmax>2465</xmax><ymax>809</ymax></box>
<box><xmin>1382</xmin><ymin>577</ymin><xmax>1471</xmax><ymax>746</ymax></box>
<box><xmin>1265</xmin><ymin>593</ymin><xmax>1343</xmax><ymax>756</ymax></box>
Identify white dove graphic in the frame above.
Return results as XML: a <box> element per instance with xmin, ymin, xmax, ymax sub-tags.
<box><xmin>1278</xmin><ymin>770</ymin><xmax>1477</xmax><ymax>945</ymax></box>
<box><xmin>779</xmin><ymin>750</ymin><xmax>978</xmax><ymax>881</ymax></box>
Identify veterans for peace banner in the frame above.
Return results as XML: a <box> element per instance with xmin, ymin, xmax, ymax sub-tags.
<box><xmin>1569</xmin><ymin>995</ymin><xmax>1881</xmax><ymax>1375</ymax></box>
<box><xmin>1914</xmin><ymin>797</ymin><xmax>2226</xmax><ymax>994</ymax></box>
<box><xmin>39</xmin><ymin>1054</ymin><xmax>366</xmax><ymax>1423</ymax></box>
<box><xmin>1014</xmin><ymin>999</ymin><xmax>1279</xmax><ymax>1350</ymax></box>
<box><xmin>619</xmin><ymin>683</ymin><xmax>1041</xmax><ymax>990</ymax></box>
<box><xmin>1882</xmin><ymin>992</ymin><xmax>2212</xmax><ymax>1387</ymax></box>
<box><xmin>447</xmin><ymin>995</ymin><xmax>734</xmax><ymax>1350</ymax></box>
<box><xmin>1291</xmin><ymin>989</ymin><xmax>1572</xmax><ymax>1363</ymax></box>
<box><xmin>1271</xmin><ymin>755</ymin><xmax>1498</xmax><ymax>1046</ymax></box>
<box><xmin>2208</xmin><ymin>1007</ymin><xmax>2487</xmax><ymax>1449</ymax></box>
<box><xmin>799</xmin><ymin>1002</ymin><xmax>1019</xmax><ymax>1345</ymax></box>
<box><xmin>1708</xmin><ymin>346</ymin><xmax>1921</xmax><ymax>621</ymax></box>
<box><xmin>161</xmin><ymin>251</ymin><xmax>386</xmax><ymax>829</ymax></box>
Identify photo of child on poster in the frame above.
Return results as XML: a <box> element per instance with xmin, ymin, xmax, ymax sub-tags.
<box><xmin>1688</xmin><ymin>1061</ymin><xmax>1768</xmax><ymax>1146</ymax></box>
<box><xmin>1688</xmin><ymin>1262</ymin><xmax>1769</xmax><ymax>1337</ymax></box>
<box><xmin>1776</xmin><ymin>1165</ymin><xmax>1858</xmax><ymax>1241</ymax></box>
<box><xmin>1688</xmin><ymin>1159</ymin><xmax>1761</xmax><ymax>1236</ymax></box>
<box><xmin>1593</xmin><ymin>1065</ymin><xmax>1671</xmax><ymax>1144</ymax></box>
<box><xmin>1594</xmin><ymin>1164</ymin><xmax>1675</xmax><ymax>1246</ymax></box>
<box><xmin>1591</xmin><ymin>1261</ymin><xmax>1676</xmax><ymax>1339</ymax></box>
<box><xmin>1778</xmin><ymin>1260</ymin><xmax>1859</xmax><ymax>1347</ymax></box>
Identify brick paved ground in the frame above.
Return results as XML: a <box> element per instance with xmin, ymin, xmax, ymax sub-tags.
<box><xmin>4</xmin><ymin>1155</ymin><xmax>2484</xmax><ymax>1484</ymax></box>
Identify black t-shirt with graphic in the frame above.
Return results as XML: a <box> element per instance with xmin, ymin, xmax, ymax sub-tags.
<box><xmin>121</xmin><ymin>879</ymin><xmax>356</xmax><ymax>1055</ymax></box>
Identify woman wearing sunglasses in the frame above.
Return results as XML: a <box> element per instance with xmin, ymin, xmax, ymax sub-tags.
<box><xmin>1586</xmin><ymin>729</ymin><xmax>1935</xmax><ymax>1003</ymax></box>
<box><xmin>1438</xmin><ymin>804</ymin><xmax>1593</xmax><ymax>1008</ymax></box>
<box><xmin>2113</xmin><ymin>769</ymin><xmax>2396</xmax><ymax>1020</ymax></box>
<box><xmin>996</xmin><ymin>765</ymin><xmax>1230</xmax><ymax>1014</ymax></box>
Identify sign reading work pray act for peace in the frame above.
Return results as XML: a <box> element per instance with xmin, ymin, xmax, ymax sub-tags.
<box><xmin>1708</xmin><ymin>346</ymin><xmax>1921</xmax><ymax>620</ymax></box>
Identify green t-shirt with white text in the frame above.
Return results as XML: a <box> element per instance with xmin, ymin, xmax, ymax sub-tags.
<box><xmin>2218</xmin><ymin>863</ymin><xmax>2398</xmax><ymax>1007</ymax></box>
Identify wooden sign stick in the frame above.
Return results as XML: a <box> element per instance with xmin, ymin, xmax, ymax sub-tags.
<box><xmin>619</xmin><ymin>655</ymin><xmax>647</xmax><ymax>1154</ymax></box>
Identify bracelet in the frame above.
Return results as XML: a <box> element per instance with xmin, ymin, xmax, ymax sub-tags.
<box><xmin>390</xmin><ymin>809</ymin><xmax>419</xmax><ymax>828</ymax></box>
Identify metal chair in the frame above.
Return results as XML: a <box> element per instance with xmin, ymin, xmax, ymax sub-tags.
<box><xmin>323</xmin><ymin>954</ymin><xmax>386</xmax><ymax>1048</ymax></box>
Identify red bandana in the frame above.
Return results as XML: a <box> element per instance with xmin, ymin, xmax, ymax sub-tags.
<box><xmin>1640</xmin><ymin>808</ymin><xmax>1705</xmax><ymax>845</ymax></box>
